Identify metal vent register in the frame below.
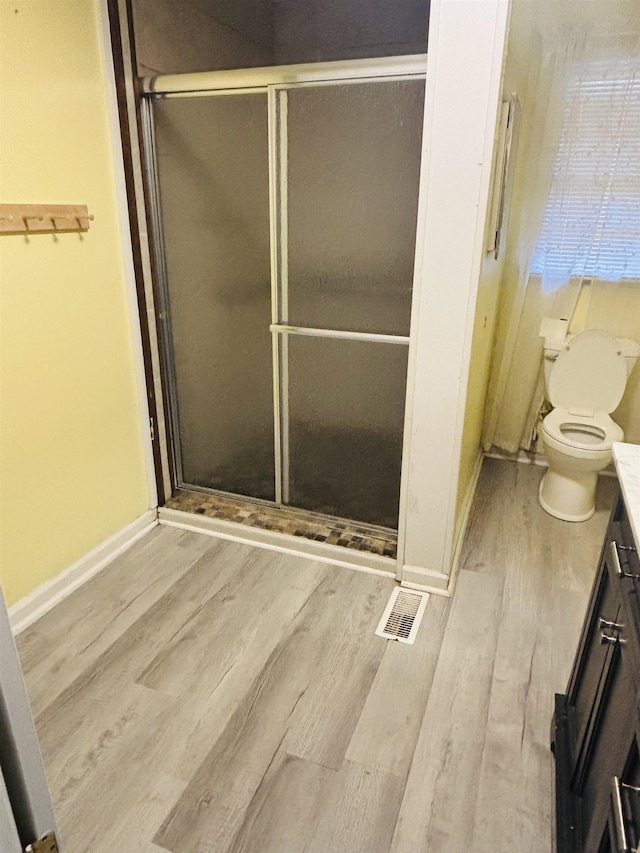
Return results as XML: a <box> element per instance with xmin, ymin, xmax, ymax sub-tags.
<box><xmin>375</xmin><ymin>587</ymin><xmax>429</xmax><ymax>644</ymax></box>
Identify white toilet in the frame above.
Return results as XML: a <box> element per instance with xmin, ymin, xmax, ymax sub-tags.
<box><xmin>539</xmin><ymin>324</ymin><xmax>639</xmax><ymax>522</ymax></box>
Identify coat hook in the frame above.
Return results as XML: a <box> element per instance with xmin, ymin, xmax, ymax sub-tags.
<box><xmin>76</xmin><ymin>214</ymin><xmax>94</xmax><ymax>230</ymax></box>
<box><xmin>0</xmin><ymin>205</ymin><xmax>92</xmax><ymax>235</ymax></box>
<box><xmin>52</xmin><ymin>216</ymin><xmax>73</xmax><ymax>231</ymax></box>
<box><xmin>23</xmin><ymin>215</ymin><xmax>43</xmax><ymax>231</ymax></box>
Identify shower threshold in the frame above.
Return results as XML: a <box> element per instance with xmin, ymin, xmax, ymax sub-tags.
<box><xmin>165</xmin><ymin>489</ymin><xmax>398</xmax><ymax>559</ymax></box>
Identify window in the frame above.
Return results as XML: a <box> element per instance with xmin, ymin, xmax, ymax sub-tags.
<box><xmin>531</xmin><ymin>58</ymin><xmax>640</xmax><ymax>287</ymax></box>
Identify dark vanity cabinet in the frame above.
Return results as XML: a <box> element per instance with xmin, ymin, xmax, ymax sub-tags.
<box><xmin>554</xmin><ymin>495</ymin><xmax>640</xmax><ymax>853</ymax></box>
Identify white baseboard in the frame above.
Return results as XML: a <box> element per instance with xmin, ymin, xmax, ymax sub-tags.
<box><xmin>9</xmin><ymin>509</ymin><xmax>158</xmax><ymax>635</ymax></box>
<box><xmin>485</xmin><ymin>448</ymin><xmax>548</xmax><ymax>467</ymax></box>
<box><xmin>400</xmin><ymin>450</ymin><xmax>485</xmax><ymax>598</ymax></box>
<box><xmin>400</xmin><ymin>570</ymin><xmax>451</xmax><ymax>596</ymax></box>
<box><xmin>486</xmin><ymin>447</ymin><xmax>618</xmax><ymax>478</ymax></box>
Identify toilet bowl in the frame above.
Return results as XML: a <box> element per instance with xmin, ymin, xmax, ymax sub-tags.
<box><xmin>538</xmin><ymin>327</ymin><xmax>638</xmax><ymax>522</ymax></box>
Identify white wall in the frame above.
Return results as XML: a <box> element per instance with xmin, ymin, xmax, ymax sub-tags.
<box><xmin>398</xmin><ymin>0</ymin><xmax>509</xmax><ymax>590</ymax></box>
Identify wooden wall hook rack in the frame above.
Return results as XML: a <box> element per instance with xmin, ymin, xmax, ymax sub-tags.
<box><xmin>0</xmin><ymin>204</ymin><xmax>94</xmax><ymax>235</ymax></box>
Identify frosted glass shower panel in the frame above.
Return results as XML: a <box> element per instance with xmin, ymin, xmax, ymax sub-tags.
<box><xmin>285</xmin><ymin>81</ymin><xmax>425</xmax><ymax>336</ymax></box>
<box><xmin>154</xmin><ymin>94</ymin><xmax>275</xmax><ymax>499</ymax></box>
<box><xmin>286</xmin><ymin>336</ymin><xmax>408</xmax><ymax>528</ymax></box>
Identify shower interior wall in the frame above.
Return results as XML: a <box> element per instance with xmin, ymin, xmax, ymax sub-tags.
<box><xmin>131</xmin><ymin>0</ymin><xmax>429</xmax><ymax>77</ymax></box>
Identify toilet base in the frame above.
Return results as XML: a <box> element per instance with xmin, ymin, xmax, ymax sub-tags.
<box><xmin>538</xmin><ymin>467</ymin><xmax>598</xmax><ymax>522</ymax></box>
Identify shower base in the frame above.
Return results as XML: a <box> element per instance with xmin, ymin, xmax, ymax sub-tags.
<box><xmin>165</xmin><ymin>489</ymin><xmax>398</xmax><ymax>559</ymax></box>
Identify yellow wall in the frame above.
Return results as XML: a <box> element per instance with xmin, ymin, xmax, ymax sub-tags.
<box><xmin>0</xmin><ymin>0</ymin><xmax>150</xmax><ymax>606</ymax></box>
<box><xmin>454</xmin><ymin>0</ymin><xmax>551</xmax><ymax>523</ymax></box>
<box><xmin>455</xmin><ymin>253</ymin><xmax>504</xmax><ymax>524</ymax></box>
<box><xmin>486</xmin><ymin>0</ymin><xmax>640</xmax><ymax>454</ymax></box>
<box><xmin>453</xmin><ymin>60</ymin><xmax>515</xmax><ymax>525</ymax></box>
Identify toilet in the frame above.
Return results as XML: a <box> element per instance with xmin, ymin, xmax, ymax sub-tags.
<box><xmin>539</xmin><ymin>325</ymin><xmax>639</xmax><ymax>522</ymax></box>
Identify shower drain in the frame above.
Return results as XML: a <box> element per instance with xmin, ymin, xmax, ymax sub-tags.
<box><xmin>375</xmin><ymin>587</ymin><xmax>429</xmax><ymax>645</ymax></box>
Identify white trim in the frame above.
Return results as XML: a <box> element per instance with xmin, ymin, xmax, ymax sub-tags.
<box><xmin>279</xmin><ymin>90</ymin><xmax>291</xmax><ymax>504</ymax></box>
<box><xmin>401</xmin><ymin>579</ymin><xmax>451</xmax><ymax>597</ymax></box>
<box><xmin>485</xmin><ymin>448</ymin><xmax>548</xmax><ymax>467</ymax></box>
<box><xmin>400</xmin><ymin>450</ymin><xmax>483</xmax><ymax>597</ymax></box>
<box><xmin>485</xmin><ymin>447</ymin><xmax>618</xmax><ymax>478</ymax></box>
<box><xmin>271</xmin><ymin>325</ymin><xmax>410</xmax><ymax>345</ymax></box>
<box><xmin>158</xmin><ymin>507</ymin><xmax>396</xmax><ymax>579</ymax></box>
<box><xmin>9</xmin><ymin>511</ymin><xmax>158</xmax><ymax>635</ymax></box>
<box><xmin>144</xmin><ymin>55</ymin><xmax>428</xmax><ymax>94</ymax></box>
<box><xmin>96</xmin><ymin>0</ymin><xmax>158</xmax><ymax>509</ymax></box>
<box><xmin>0</xmin><ymin>589</ymin><xmax>57</xmax><ymax>839</ymax></box>
<box><xmin>0</xmin><ymin>768</ymin><xmax>21</xmax><ymax>853</ymax></box>
<box><xmin>397</xmin><ymin>0</ymin><xmax>510</xmax><ymax>585</ymax></box>
<box><xmin>268</xmin><ymin>86</ymin><xmax>283</xmax><ymax>505</ymax></box>
<box><xmin>400</xmin><ymin>569</ymin><xmax>451</xmax><ymax>595</ymax></box>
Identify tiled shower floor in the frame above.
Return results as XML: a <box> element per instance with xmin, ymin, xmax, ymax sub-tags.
<box><xmin>165</xmin><ymin>489</ymin><xmax>398</xmax><ymax>559</ymax></box>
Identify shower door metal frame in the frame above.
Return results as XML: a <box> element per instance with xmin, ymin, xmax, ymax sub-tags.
<box><xmin>142</xmin><ymin>56</ymin><xmax>427</xmax><ymax>526</ymax></box>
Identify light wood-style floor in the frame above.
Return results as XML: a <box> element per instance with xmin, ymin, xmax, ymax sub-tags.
<box><xmin>16</xmin><ymin>459</ymin><xmax>618</xmax><ymax>852</ymax></box>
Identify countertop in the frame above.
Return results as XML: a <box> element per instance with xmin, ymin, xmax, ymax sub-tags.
<box><xmin>613</xmin><ymin>442</ymin><xmax>640</xmax><ymax>545</ymax></box>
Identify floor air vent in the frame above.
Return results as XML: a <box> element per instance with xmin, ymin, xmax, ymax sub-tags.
<box><xmin>375</xmin><ymin>587</ymin><xmax>429</xmax><ymax>645</ymax></box>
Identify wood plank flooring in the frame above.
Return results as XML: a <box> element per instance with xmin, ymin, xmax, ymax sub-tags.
<box><xmin>15</xmin><ymin>459</ymin><xmax>618</xmax><ymax>852</ymax></box>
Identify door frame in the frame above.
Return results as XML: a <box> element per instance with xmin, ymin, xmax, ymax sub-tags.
<box><xmin>142</xmin><ymin>58</ymin><xmax>426</xmax><ymax>521</ymax></box>
<box><xmin>105</xmin><ymin>0</ymin><xmax>511</xmax><ymax>592</ymax></box>
<box><xmin>0</xmin><ymin>587</ymin><xmax>58</xmax><ymax>850</ymax></box>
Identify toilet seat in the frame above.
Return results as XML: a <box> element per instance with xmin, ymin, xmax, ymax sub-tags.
<box><xmin>543</xmin><ymin>329</ymin><xmax>626</xmax><ymax>456</ymax></box>
<box><xmin>542</xmin><ymin>408</ymin><xmax>623</xmax><ymax>453</ymax></box>
<box><xmin>539</xmin><ymin>328</ymin><xmax>634</xmax><ymax>522</ymax></box>
<box><xmin>549</xmin><ymin>328</ymin><xmax>627</xmax><ymax>414</ymax></box>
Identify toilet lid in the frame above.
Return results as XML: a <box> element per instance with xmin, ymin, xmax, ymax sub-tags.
<box><xmin>549</xmin><ymin>328</ymin><xmax>627</xmax><ymax>413</ymax></box>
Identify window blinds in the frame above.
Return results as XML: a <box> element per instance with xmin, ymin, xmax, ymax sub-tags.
<box><xmin>531</xmin><ymin>57</ymin><xmax>640</xmax><ymax>284</ymax></box>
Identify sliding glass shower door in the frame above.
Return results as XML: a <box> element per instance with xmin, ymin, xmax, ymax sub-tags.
<box><xmin>153</xmin><ymin>93</ymin><xmax>276</xmax><ymax>501</ymax></box>
<box><xmin>149</xmin><ymin>69</ymin><xmax>424</xmax><ymax>529</ymax></box>
<box><xmin>277</xmin><ymin>80</ymin><xmax>423</xmax><ymax>527</ymax></box>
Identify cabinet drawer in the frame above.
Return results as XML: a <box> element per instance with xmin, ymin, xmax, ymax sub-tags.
<box><xmin>579</xmin><ymin>641</ymin><xmax>636</xmax><ymax>849</ymax></box>
<box><xmin>568</xmin><ymin>555</ymin><xmax>622</xmax><ymax>770</ymax></box>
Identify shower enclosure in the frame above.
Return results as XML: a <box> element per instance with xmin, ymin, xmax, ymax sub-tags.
<box><xmin>144</xmin><ymin>61</ymin><xmax>425</xmax><ymax>530</ymax></box>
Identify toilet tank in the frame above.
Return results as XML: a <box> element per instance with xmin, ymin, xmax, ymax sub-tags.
<box><xmin>539</xmin><ymin>319</ymin><xmax>640</xmax><ymax>397</ymax></box>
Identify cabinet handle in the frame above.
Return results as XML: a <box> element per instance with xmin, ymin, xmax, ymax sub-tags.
<box><xmin>612</xmin><ymin>776</ymin><xmax>640</xmax><ymax>853</ymax></box>
<box><xmin>601</xmin><ymin>631</ymin><xmax>626</xmax><ymax>646</ymax></box>
<box><xmin>611</xmin><ymin>540</ymin><xmax>640</xmax><ymax>579</ymax></box>
<box><xmin>599</xmin><ymin>617</ymin><xmax>625</xmax><ymax>631</ymax></box>
<box><xmin>612</xmin><ymin>775</ymin><xmax>629</xmax><ymax>853</ymax></box>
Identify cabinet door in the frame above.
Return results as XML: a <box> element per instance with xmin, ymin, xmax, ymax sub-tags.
<box><xmin>599</xmin><ymin>733</ymin><xmax>640</xmax><ymax>853</ymax></box>
<box><xmin>597</xmin><ymin>826</ymin><xmax>612</xmax><ymax>853</ymax></box>
<box><xmin>555</xmin><ymin>504</ymin><xmax>640</xmax><ymax>853</ymax></box>
<box><xmin>579</xmin><ymin>638</ymin><xmax>637</xmax><ymax>849</ymax></box>
<box><xmin>566</xmin><ymin>550</ymin><xmax>621</xmax><ymax>783</ymax></box>
<box><xmin>612</xmin><ymin>527</ymin><xmax>640</xmax><ymax>683</ymax></box>
<box><xmin>577</xmin><ymin>534</ymin><xmax>639</xmax><ymax>850</ymax></box>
